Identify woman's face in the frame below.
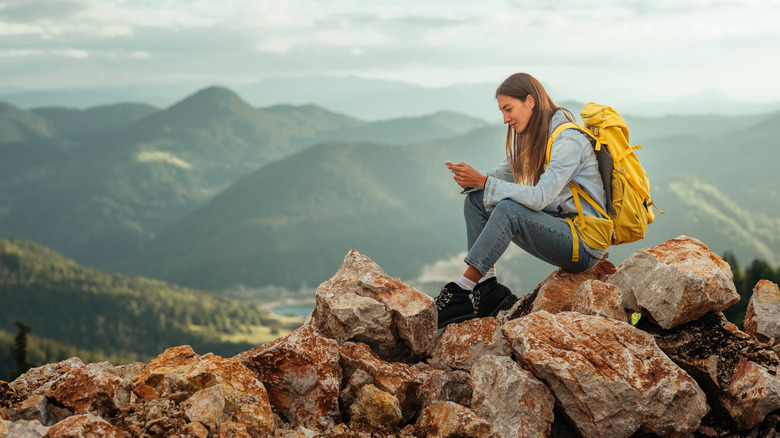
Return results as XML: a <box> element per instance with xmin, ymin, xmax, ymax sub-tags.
<box><xmin>498</xmin><ymin>94</ymin><xmax>535</xmax><ymax>133</ymax></box>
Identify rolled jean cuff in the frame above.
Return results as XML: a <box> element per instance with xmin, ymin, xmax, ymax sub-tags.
<box><xmin>463</xmin><ymin>255</ymin><xmax>489</xmax><ymax>277</ymax></box>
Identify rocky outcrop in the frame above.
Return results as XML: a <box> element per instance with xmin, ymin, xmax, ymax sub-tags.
<box><xmin>310</xmin><ymin>249</ymin><xmax>437</xmax><ymax>363</ymax></box>
<box><xmin>133</xmin><ymin>345</ymin><xmax>275</xmax><ymax>437</ymax></box>
<box><xmin>571</xmin><ymin>279</ymin><xmax>628</xmax><ymax>323</ymax></box>
<box><xmin>504</xmin><ymin>311</ymin><xmax>708</xmax><ymax>437</ymax></box>
<box><xmin>646</xmin><ymin>311</ymin><xmax>780</xmax><ymax>430</ymax></box>
<box><xmin>743</xmin><ymin>280</ymin><xmax>780</xmax><ymax>343</ymax></box>
<box><xmin>414</xmin><ymin>402</ymin><xmax>495</xmax><ymax>438</ymax></box>
<box><xmin>531</xmin><ymin>259</ymin><xmax>616</xmax><ymax>314</ymax></box>
<box><xmin>347</xmin><ymin>384</ymin><xmax>403</xmax><ymax>429</ymax></box>
<box><xmin>428</xmin><ymin>318</ymin><xmax>510</xmax><ymax>371</ymax></box>
<box><xmin>607</xmin><ymin>235</ymin><xmax>740</xmax><ymax>328</ymax></box>
<box><xmin>235</xmin><ymin>325</ymin><xmax>339</xmax><ymax>430</ymax></box>
<box><xmin>470</xmin><ymin>355</ymin><xmax>554</xmax><ymax>438</ymax></box>
<box><xmin>3</xmin><ymin>241</ymin><xmax>780</xmax><ymax>437</ymax></box>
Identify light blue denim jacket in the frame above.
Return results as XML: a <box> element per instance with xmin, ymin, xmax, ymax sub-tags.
<box><xmin>476</xmin><ymin>110</ymin><xmax>609</xmax><ymax>258</ymax></box>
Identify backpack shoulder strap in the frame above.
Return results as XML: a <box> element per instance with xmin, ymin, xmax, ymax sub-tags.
<box><xmin>545</xmin><ymin>122</ymin><xmax>594</xmax><ymax>166</ymax></box>
<box><xmin>547</xmin><ymin>122</ymin><xmax>609</xmax><ymax>220</ymax></box>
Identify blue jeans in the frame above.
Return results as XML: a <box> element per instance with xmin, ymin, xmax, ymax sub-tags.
<box><xmin>463</xmin><ymin>191</ymin><xmax>599</xmax><ymax>275</ymax></box>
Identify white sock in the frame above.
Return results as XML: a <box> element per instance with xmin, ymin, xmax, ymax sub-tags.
<box><xmin>479</xmin><ymin>267</ymin><xmax>496</xmax><ymax>283</ymax></box>
<box><xmin>455</xmin><ymin>276</ymin><xmax>477</xmax><ymax>291</ymax></box>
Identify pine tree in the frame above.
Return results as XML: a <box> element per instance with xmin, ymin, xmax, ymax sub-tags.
<box><xmin>9</xmin><ymin>321</ymin><xmax>35</xmax><ymax>381</ymax></box>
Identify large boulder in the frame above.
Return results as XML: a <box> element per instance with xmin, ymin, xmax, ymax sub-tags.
<box><xmin>46</xmin><ymin>362</ymin><xmax>133</xmax><ymax>417</ymax></box>
<box><xmin>337</xmin><ymin>341</ymin><xmax>425</xmax><ymax>422</ymax></box>
<box><xmin>346</xmin><ymin>384</ymin><xmax>403</xmax><ymax>429</ymax></box>
<box><xmin>414</xmin><ymin>402</ymin><xmax>496</xmax><ymax>438</ymax></box>
<box><xmin>46</xmin><ymin>413</ymin><xmax>127</xmax><ymax>438</ymax></box>
<box><xmin>110</xmin><ymin>398</ymin><xmax>189</xmax><ymax>437</ymax></box>
<box><xmin>2</xmin><ymin>394</ymin><xmax>57</xmax><ymax>427</ymax></box>
<box><xmin>571</xmin><ymin>279</ymin><xmax>628</xmax><ymax>323</ymax></box>
<box><xmin>236</xmin><ymin>325</ymin><xmax>340</xmax><ymax>430</ymax></box>
<box><xmin>414</xmin><ymin>366</ymin><xmax>472</xmax><ymax>410</ymax></box>
<box><xmin>607</xmin><ymin>236</ymin><xmax>740</xmax><ymax>329</ymax></box>
<box><xmin>503</xmin><ymin>311</ymin><xmax>708</xmax><ymax>437</ymax></box>
<box><xmin>531</xmin><ymin>259</ymin><xmax>616</xmax><ymax>314</ymax></box>
<box><xmin>470</xmin><ymin>355</ymin><xmax>554</xmax><ymax>438</ymax></box>
<box><xmin>134</xmin><ymin>345</ymin><xmax>275</xmax><ymax>437</ymax></box>
<box><xmin>743</xmin><ymin>280</ymin><xmax>780</xmax><ymax>343</ymax></box>
<box><xmin>428</xmin><ymin>318</ymin><xmax>510</xmax><ymax>371</ymax></box>
<box><xmin>310</xmin><ymin>250</ymin><xmax>437</xmax><ymax>363</ymax></box>
<box><xmin>0</xmin><ymin>418</ymin><xmax>49</xmax><ymax>438</ymax></box>
<box><xmin>648</xmin><ymin>312</ymin><xmax>780</xmax><ymax>430</ymax></box>
<box><xmin>4</xmin><ymin>358</ymin><xmax>141</xmax><ymax>426</ymax></box>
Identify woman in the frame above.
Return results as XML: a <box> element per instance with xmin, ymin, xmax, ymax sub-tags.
<box><xmin>436</xmin><ymin>72</ymin><xmax>609</xmax><ymax>328</ymax></box>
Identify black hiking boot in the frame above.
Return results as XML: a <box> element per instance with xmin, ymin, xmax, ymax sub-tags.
<box><xmin>434</xmin><ymin>282</ymin><xmax>475</xmax><ymax>329</ymax></box>
<box><xmin>472</xmin><ymin>278</ymin><xmax>518</xmax><ymax>318</ymax></box>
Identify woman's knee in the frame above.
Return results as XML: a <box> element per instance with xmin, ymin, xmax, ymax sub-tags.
<box><xmin>493</xmin><ymin>199</ymin><xmax>532</xmax><ymax>218</ymax></box>
<box><xmin>463</xmin><ymin>191</ymin><xmax>484</xmax><ymax>214</ymax></box>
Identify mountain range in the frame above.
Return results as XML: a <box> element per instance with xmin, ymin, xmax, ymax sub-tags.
<box><xmin>4</xmin><ymin>76</ymin><xmax>779</xmax><ymax>123</ymax></box>
<box><xmin>1</xmin><ymin>85</ymin><xmax>778</xmax><ymax>298</ymax></box>
<box><xmin>0</xmin><ymin>87</ymin><xmax>485</xmax><ymax>269</ymax></box>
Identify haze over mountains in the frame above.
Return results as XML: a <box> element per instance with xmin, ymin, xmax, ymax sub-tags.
<box><xmin>3</xmin><ymin>76</ymin><xmax>780</xmax><ymax>123</ymax></box>
<box><xmin>1</xmin><ymin>81</ymin><xmax>779</xmax><ymax>301</ymax></box>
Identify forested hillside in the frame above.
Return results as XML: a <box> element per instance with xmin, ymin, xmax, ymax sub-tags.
<box><xmin>0</xmin><ymin>89</ymin><xmax>489</xmax><ymax>270</ymax></box>
<box><xmin>127</xmin><ymin>120</ymin><xmax>780</xmax><ymax>293</ymax></box>
<box><xmin>0</xmin><ymin>238</ymin><xmax>300</xmax><ymax>379</ymax></box>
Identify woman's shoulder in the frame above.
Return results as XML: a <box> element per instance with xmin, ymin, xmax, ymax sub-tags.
<box><xmin>550</xmin><ymin>110</ymin><xmax>589</xmax><ymax>139</ymax></box>
<box><xmin>552</xmin><ymin>124</ymin><xmax>592</xmax><ymax>150</ymax></box>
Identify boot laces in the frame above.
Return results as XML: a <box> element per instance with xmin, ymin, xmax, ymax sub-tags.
<box><xmin>434</xmin><ymin>289</ymin><xmax>452</xmax><ymax>311</ymax></box>
<box><xmin>471</xmin><ymin>289</ymin><xmax>480</xmax><ymax>316</ymax></box>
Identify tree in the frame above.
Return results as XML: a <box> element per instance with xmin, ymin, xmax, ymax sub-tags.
<box><xmin>9</xmin><ymin>321</ymin><xmax>35</xmax><ymax>381</ymax></box>
<box><xmin>721</xmin><ymin>253</ymin><xmax>780</xmax><ymax>327</ymax></box>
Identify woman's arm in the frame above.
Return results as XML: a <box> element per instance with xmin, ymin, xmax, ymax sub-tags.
<box><xmin>483</xmin><ymin>136</ymin><xmax>582</xmax><ymax>212</ymax></box>
<box><xmin>485</xmin><ymin>159</ymin><xmax>514</xmax><ymax>182</ymax></box>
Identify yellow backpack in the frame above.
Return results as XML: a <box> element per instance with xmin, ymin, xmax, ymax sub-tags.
<box><xmin>546</xmin><ymin>102</ymin><xmax>662</xmax><ymax>262</ymax></box>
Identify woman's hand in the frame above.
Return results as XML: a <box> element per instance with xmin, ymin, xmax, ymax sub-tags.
<box><xmin>446</xmin><ymin>162</ymin><xmax>488</xmax><ymax>189</ymax></box>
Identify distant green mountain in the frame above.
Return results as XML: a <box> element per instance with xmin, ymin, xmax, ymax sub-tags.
<box><xmin>236</xmin><ymin>76</ymin><xmax>498</xmax><ymax>122</ymax></box>
<box><xmin>128</xmin><ymin>125</ymin><xmax>506</xmax><ymax>290</ymax></box>
<box><xmin>0</xmin><ymin>102</ymin><xmax>70</xmax><ymax>183</ymax></box>
<box><xmin>0</xmin><ymin>102</ymin><xmax>54</xmax><ymax>144</ymax></box>
<box><xmin>635</xmin><ymin>111</ymin><xmax>780</xmax><ymax>217</ymax></box>
<box><xmin>0</xmin><ymin>88</ymin><xmax>364</xmax><ymax>267</ymax></box>
<box><xmin>319</xmin><ymin>111</ymin><xmax>488</xmax><ymax>144</ymax></box>
<box><xmin>31</xmin><ymin>102</ymin><xmax>159</xmax><ymax>144</ymax></box>
<box><xmin>0</xmin><ymin>238</ymin><xmax>300</xmax><ymax>378</ymax></box>
<box><xmin>0</xmin><ymin>88</ymin><xmax>491</xmax><ymax>269</ymax></box>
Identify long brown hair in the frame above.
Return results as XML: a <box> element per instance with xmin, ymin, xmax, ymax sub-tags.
<box><xmin>496</xmin><ymin>73</ymin><xmax>573</xmax><ymax>185</ymax></box>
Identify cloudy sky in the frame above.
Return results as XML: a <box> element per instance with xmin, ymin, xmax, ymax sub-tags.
<box><xmin>1</xmin><ymin>0</ymin><xmax>779</xmax><ymax>105</ymax></box>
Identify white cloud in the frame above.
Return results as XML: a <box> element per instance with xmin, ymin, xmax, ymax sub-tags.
<box><xmin>53</xmin><ymin>49</ymin><xmax>88</xmax><ymax>58</ymax></box>
<box><xmin>0</xmin><ymin>21</ymin><xmax>42</xmax><ymax>35</ymax></box>
<box><xmin>0</xmin><ymin>49</ymin><xmax>43</xmax><ymax>58</ymax></box>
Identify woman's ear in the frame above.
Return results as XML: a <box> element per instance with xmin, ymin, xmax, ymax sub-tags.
<box><xmin>527</xmin><ymin>94</ymin><xmax>535</xmax><ymax>109</ymax></box>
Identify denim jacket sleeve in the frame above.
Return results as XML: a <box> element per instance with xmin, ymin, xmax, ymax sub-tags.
<box><xmin>485</xmin><ymin>159</ymin><xmax>514</xmax><ymax>182</ymax></box>
<box><xmin>459</xmin><ymin>158</ymin><xmax>514</xmax><ymax>195</ymax></box>
<box><xmin>482</xmin><ymin>134</ymin><xmax>582</xmax><ymax>213</ymax></box>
